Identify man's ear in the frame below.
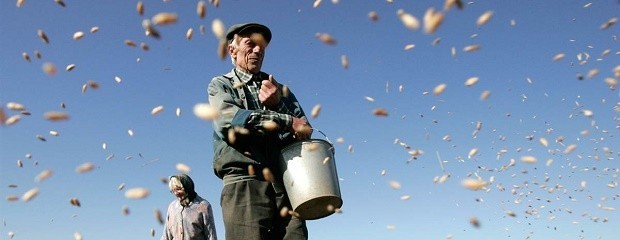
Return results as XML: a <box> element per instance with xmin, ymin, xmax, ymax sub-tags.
<box><xmin>228</xmin><ymin>45</ymin><xmax>237</xmax><ymax>59</ymax></box>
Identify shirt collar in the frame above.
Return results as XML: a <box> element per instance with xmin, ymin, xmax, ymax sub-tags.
<box><xmin>233</xmin><ymin>68</ymin><xmax>263</xmax><ymax>84</ymax></box>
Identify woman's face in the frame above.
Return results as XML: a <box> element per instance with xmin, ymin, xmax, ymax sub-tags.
<box><xmin>170</xmin><ymin>185</ymin><xmax>186</xmax><ymax>199</ymax></box>
<box><xmin>230</xmin><ymin>33</ymin><xmax>268</xmax><ymax>74</ymax></box>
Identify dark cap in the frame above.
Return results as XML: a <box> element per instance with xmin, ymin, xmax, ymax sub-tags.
<box><xmin>226</xmin><ymin>23</ymin><xmax>272</xmax><ymax>43</ymax></box>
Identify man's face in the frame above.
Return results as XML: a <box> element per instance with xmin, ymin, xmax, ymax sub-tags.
<box><xmin>230</xmin><ymin>33</ymin><xmax>268</xmax><ymax>74</ymax></box>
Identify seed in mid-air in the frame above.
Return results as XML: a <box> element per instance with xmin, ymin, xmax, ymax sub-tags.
<box><xmin>476</xmin><ymin>11</ymin><xmax>493</xmax><ymax>27</ymax></box>
<box><xmin>197</xmin><ymin>1</ymin><xmax>206</xmax><ymax>19</ymax></box>
<box><xmin>316</xmin><ymin>33</ymin><xmax>336</xmax><ymax>45</ymax></box>
<box><xmin>125</xmin><ymin>188</ymin><xmax>151</xmax><ymax>199</ymax></box>
<box><xmin>73</xmin><ymin>31</ymin><xmax>85</xmax><ymax>40</ymax></box>
<box><xmin>397</xmin><ymin>9</ymin><xmax>420</xmax><ymax>30</ymax></box>
<box><xmin>152</xmin><ymin>12</ymin><xmax>178</xmax><ymax>25</ymax></box>
<box><xmin>38</xmin><ymin>29</ymin><xmax>49</xmax><ymax>44</ymax></box>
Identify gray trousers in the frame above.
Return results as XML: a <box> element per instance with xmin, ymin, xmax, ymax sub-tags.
<box><xmin>221</xmin><ymin>179</ymin><xmax>308</xmax><ymax>240</ymax></box>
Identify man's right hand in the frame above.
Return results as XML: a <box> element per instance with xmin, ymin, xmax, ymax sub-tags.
<box><xmin>292</xmin><ymin>117</ymin><xmax>312</xmax><ymax>140</ymax></box>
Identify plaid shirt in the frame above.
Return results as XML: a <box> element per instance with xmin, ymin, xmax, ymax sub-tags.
<box><xmin>207</xmin><ymin>68</ymin><xmax>309</xmax><ymax>178</ymax></box>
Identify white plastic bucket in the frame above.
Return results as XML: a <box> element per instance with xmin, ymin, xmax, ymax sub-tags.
<box><xmin>279</xmin><ymin>138</ymin><xmax>342</xmax><ymax>220</ymax></box>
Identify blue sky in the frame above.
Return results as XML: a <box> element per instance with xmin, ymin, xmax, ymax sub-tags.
<box><xmin>1</xmin><ymin>0</ymin><xmax>618</xmax><ymax>239</ymax></box>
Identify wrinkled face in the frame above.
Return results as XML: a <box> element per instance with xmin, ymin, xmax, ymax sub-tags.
<box><xmin>230</xmin><ymin>33</ymin><xmax>268</xmax><ymax>74</ymax></box>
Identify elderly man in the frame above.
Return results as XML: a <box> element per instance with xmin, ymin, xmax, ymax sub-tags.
<box><xmin>161</xmin><ymin>174</ymin><xmax>218</xmax><ymax>240</ymax></box>
<box><xmin>207</xmin><ymin>23</ymin><xmax>312</xmax><ymax>240</ymax></box>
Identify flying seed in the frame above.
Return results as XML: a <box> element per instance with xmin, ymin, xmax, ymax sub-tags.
<box><xmin>600</xmin><ymin>17</ymin><xmax>617</xmax><ymax>30</ymax></box>
<box><xmin>38</xmin><ymin>29</ymin><xmax>49</xmax><ymax>44</ymax></box>
<box><xmin>66</xmin><ymin>64</ymin><xmax>75</xmax><ymax>71</ymax></box>
<box><xmin>155</xmin><ymin>209</ymin><xmax>164</xmax><ymax>224</ymax></box>
<box><xmin>389</xmin><ymin>180</ymin><xmax>401</xmax><ymax>189</ymax></box>
<box><xmin>199</xmin><ymin>24</ymin><xmax>206</xmax><ymax>35</ymax></box>
<box><xmin>118</xmin><ymin>183</ymin><xmax>125</xmax><ymax>191</ymax></box>
<box><xmin>461</xmin><ymin>178</ymin><xmax>488</xmax><ymax>190</ymax></box>
<box><xmin>368</xmin><ymin>11</ymin><xmax>379</xmax><ymax>21</ymax></box>
<box><xmin>444</xmin><ymin>0</ymin><xmax>464</xmax><ymax>10</ymax></box>
<box><xmin>151</xmin><ymin>105</ymin><xmax>164</xmax><ymax>115</ymax></box>
<box><xmin>76</xmin><ymin>162</ymin><xmax>95</xmax><ymax>173</ymax></box>
<box><xmin>479</xmin><ymin>90</ymin><xmax>491</xmax><ymax>100</ymax></box>
<box><xmin>476</xmin><ymin>11</ymin><xmax>493</xmax><ymax>27</ymax></box>
<box><xmin>21</xmin><ymin>188</ymin><xmax>39</xmax><ymax>202</ymax></box>
<box><xmin>150</xmin><ymin>228</ymin><xmax>155</xmax><ymax>237</ymax></box>
<box><xmin>539</xmin><ymin>138</ymin><xmax>548</xmax><ymax>147</ymax></box>
<box><xmin>463</xmin><ymin>45</ymin><xmax>480</xmax><ymax>52</ymax></box>
<box><xmin>128</xmin><ymin>129</ymin><xmax>134</xmax><ymax>136</ymax></box>
<box><xmin>34</xmin><ymin>50</ymin><xmax>41</xmax><ymax>59</ymax></box>
<box><xmin>433</xmin><ymin>83</ymin><xmax>447</xmax><ymax>95</ymax></box>
<box><xmin>262</xmin><ymin>168</ymin><xmax>275</xmax><ymax>183</ymax></box>
<box><xmin>17</xmin><ymin>160</ymin><xmax>22</xmax><ymax>168</ymax></box>
<box><xmin>316</xmin><ymin>33</ymin><xmax>336</xmax><ymax>45</ymax></box>
<box><xmin>186</xmin><ymin>28</ymin><xmax>194</xmax><ymax>40</ymax></box>
<box><xmin>73</xmin><ymin>31</ymin><xmax>84</xmax><ymax>40</ymax></box>
<box><xmin>44</xmin><ymin>111</ymin><xmax>69</xmax><ymax>121</ymax></box>
<box><xmin>122</xmin><ymin>206</ymin><xmax>130</xmax><ymax>215</ymax></box>
<box><xmin>70</xmin><ymin>198</ymin><xmax>81</xmax><ymax>207</ymax></box>
<box><xmin>22</xmin><ymin>52</ymin><xmax>31</xmax><ymax>62</ymax></box>
<box><xmin>586</xmin><ymin>68</ymin><xmax>599</xmax><ymax>79</ymax></box>
<box><xmin>90</xmin><ymin>26</ymin><xmax>99</xmax><ymax>33</ymax></box>
<box><xmin>35</xmin><ymin>169</ymin><xmax>53</xmax><ymax>182</ymax></box>
<box><xmin>55</xmin><ymin>0</ymin><xmax>65</xmax><ymax>7</ymax></box>
<box><xmin>464</xmin><ymin>77</ymin><xmax>479</xmax><ymax>86</ymax></box>
<box><xmin>124</xmin><ymin>40</ymin><xmax>137</xmax><ymax>47</ymax></box>
<box><xmin>423</xmin><ymin>7</ymin><xmax>444</xmax><ymax>34</ymax></box>
<box><xmin>469</xmin><ymin>217</ymin><xmax>481</xmax><ymax>228</ymax></box>
<box><xmin>400</xmin><ymin>195</ymin><xmax>411</xmax><ymax>200</ymax></box>
<box><xmin>212</xmin><ymin>19</ymin><xmax>225</xmax><ymax>39</ymax></box>
<box><xmin>521</xmin><ymin>156</ymin><xmax>537</xmax><ymax>163</ymax></box>
<box><xmin>218</xmin><ymin>39</ymin><xmax>227</xmax><ymax>60</ymax></box>
<box><xmin>193</xmin><ymin>103</ymin><xmax>219</xmax><ymax>121</ymax></box>
<box><xmin>6</xmin><ymin>196</ymin><xmax>18</xmax><ymax>201</ymax></box>
<box><xmin>313</xmin><ymin>0</ymin><xmax>321</xmax><ymax>8</ymax></box>
<box><xmin>563</xmin><ymin>144</ymin><xmax>577</xmax><ymax>154</ymax></box>
<box><xmin>152</xmin><ymin>12</ymin><xmax>178</xmax><ymax>25</ymax></box>
<box><xmin>197</xmin><ymin>1</ymin><xmax>206</xmax><ymax>19</ymax></box>
<box><xmin>467</xmin><ymin>148</ymin><xmax>478</xmax><ymax>159</ymax></box>
<box><xmin>7</xmin><ymin>102</ymin><xmax>26</xmax><ymax>111</ymax></box>
<box><xmin>36</xmin><ymin>134</ymin><xmax>46</xmax><ymax>141</ymax></box>
<box><xmin>552</xmin><ymin>53</ymin><xmax>565</xmax><ymax>61</ymax></box>
<box><xmin>17</xmin><ymin>0</ymin><xmax>24</xmax><ymax>7</ymax></box>
<box><xmin>397</xmin><ymin>9</ymin><xmax>420</xmax><ymax>30</ymax></box>
<box><xmin>42</xmin><ymin>62</ymin><xmax>57</xmax><ymax>76</ymax></box>
<box><xmin>176</xmin><ymin>163</ymin><xmax>191</xmax><ymax>173</ymax></box>
<box><xmin>125</xmin><ymin>188</ymin><xmax>150</xmax><ymax>199</ymax></box>
<box><xmin>311</xmin><ymin>104</ymin><xmax>321</xmax><ymax>118</ymax></box>
<box><xmin>373</xmin><ymin>108</ymin><xmax>388</xmax><ymax>116</ymax></box>
<box><xmin>506</xmin><ymin>210</ymin><xmax>517</xmax><ymax>217</ymax></box>
<box><xmin>114</xmin><ymin>76</ymin><xmax>122</xmax><ymax>83</ymax></box>
<box><xmin>176</xmin><ymin>107</ymin><xmax>181</xmax><ymax>117</ymax></box>
<box><xmin>280</xmin><ymin>207</ymin><xmax>289</xmax><ymax>217</ymax></box>
<box><xmin>341</xmin><ymin>55</ymin><xmax>349</xmax><ymax>69</ymax></box>
<box><xmin>140</xmin><ymin>42</ymin><xmax>149</xmax><ymax>51</ymax></box>
<box><xmin>142</xmin><ymin>20</ymin><xmax>161</xmax><ymax>39</ymax></box>
<box><xmin>581</xmin><ymin>109</ymin><xmax>593</xmax><ymax>117</ymax></box>
<box><xmin>137</xmin><ymin>1</ymin><xmax>144</xmax><ymax>15</ymax></box>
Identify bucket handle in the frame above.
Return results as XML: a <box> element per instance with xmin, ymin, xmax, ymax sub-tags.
<box><xmin>312</xmin><ymin>128</ymin><xmax>332</xmax><ymax>145</ymax></box>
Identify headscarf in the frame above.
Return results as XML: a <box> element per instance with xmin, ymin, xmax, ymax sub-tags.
<box><xmin>170</xmin><ymin>174</ymin><xmax>198</xmax><ymax>206</ymax></box>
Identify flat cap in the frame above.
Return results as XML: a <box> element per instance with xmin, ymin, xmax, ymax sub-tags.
<box><xmin>226</xmin><ymin>23</ymin><xmax>272</xmax><ymax>43</ymax></box>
